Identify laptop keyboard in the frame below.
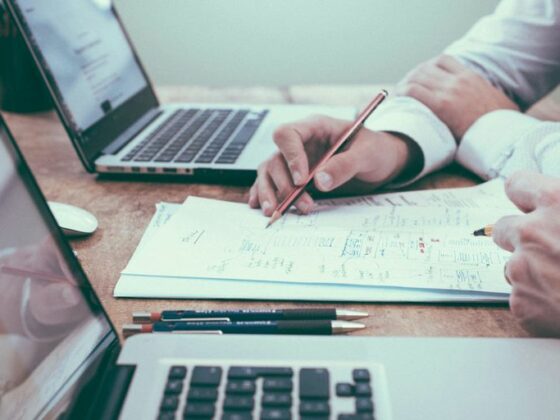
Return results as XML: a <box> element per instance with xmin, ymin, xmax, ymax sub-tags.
<box><xmin>121</xmin><ymin>108</ymin><xmax>268</xmax><ymax>165</ymax></box>
<box><xmin>157</xmin><ymin>364</ymin><xmax>383</xmax><ymax>420</ymax></box>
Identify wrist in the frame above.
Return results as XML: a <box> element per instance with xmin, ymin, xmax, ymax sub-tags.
<box><xmin>379</xmin><ymin>131</ymin><xmax>424</xmax><ymax>183</ymax></box>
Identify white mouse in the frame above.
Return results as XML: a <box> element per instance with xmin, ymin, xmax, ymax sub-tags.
<box><xmin>48</xmin><ymin>201</ymin><xmax>98</xmax><ymax>238</ymax></box>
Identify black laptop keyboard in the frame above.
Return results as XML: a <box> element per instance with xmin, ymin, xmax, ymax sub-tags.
<box><xmin>121</xmin><ymin>108</ymin><xmax>268</xmax><ymax>165</ymax></box>
<box><xmin>157</xmin><ymin>365</ymin><xmax>378</xmax><ymax>420</ymax></box>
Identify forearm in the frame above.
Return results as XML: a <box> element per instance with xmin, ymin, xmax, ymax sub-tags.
<box><xmin>444</xmin><ymin>0</ymin><xmax>560</xmax><ymax>109</ymax></box>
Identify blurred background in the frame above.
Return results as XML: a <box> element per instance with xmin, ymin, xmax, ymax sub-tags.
<box><xmin>114</xmin><ymin>0</ymin><xmax>501</xmax><ymax>86</ymax></box>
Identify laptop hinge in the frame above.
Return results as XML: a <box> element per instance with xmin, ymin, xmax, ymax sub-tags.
<box><xmin>63</xmin><ymin>340</ymin><xmax>136</xmax><ymax>420</ymax></box>
<box><xmin>95</xmin><ymin>364</ymin><xmax>136</xmax><ymax>420</ymax></box>
<box><xmin>102</xmin><ymin>108</ymin><xmax>162</xmax><ymax>155</ymax></box>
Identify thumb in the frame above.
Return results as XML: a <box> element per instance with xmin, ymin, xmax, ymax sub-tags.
<box><xmin>29</xmin><ymin>283</ymin><xmax>83</xmax><ymax>325</ymax></box>
<box><xmin>314</xmin><ymin>149</ymin><xmax>362</xmax><ymax>192</ymax></box>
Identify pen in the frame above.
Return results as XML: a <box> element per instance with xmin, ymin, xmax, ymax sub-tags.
<box><xmin>473</xmin><ymin>225</ymin><xmax>493</xmax><ymax>237</ymax></box>
<box><xmin>123</xmin><ymin>320</ymin><xmax>365</xmax><ymax>337</ymax></box>
<box><xmin>266</xmin><ymin>90</ymin><xmax>388</xmax><ymax>228</ymax></box>
<box><xmin>132</xmin><ymin>308</ymin><xmax>369</xmax><ymax>323</ymax></box>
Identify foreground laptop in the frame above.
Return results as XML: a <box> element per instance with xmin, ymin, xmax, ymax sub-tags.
<box><xmin>5</xmin><ymin>0</ymin><xmax>354</xmax><ymax>181</ymax></box>
<box><xmin>1</xmin><ymin>116</ymin><xmax>560</xmax><ymax>420</ymax></box>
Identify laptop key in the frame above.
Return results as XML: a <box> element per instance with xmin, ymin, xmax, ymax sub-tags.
<box><xmin>226</xmin><ymin>380</ymin><xmax>256</xmax><ymax>395</ymax></box>
<box><xmin>263</xmin><ymin>378</ymin><xmax>293</xmax><ymax>392</ymax></box>
<box><xmin>165</xmin><ymin>379</ymin><xmax>184</xmax><ymax>394</ymax></box>
<box><xmin>183</xmin><ymin>402</ymin><xmax>215</xmax><ymax>418</ymax></box>
<box><xmin>158</xmin><ymin>412</ymin><xmax>175</xmax><ymax>420</ymax></box>
<box><xmin>227</xmin><ymin>366</ymin><xmax>294</xmax><ymax>380</ymax></box>
<box><xmin>356</xmin><ymin>398</ymin><xmax>375</xmax><ymax>413</ymax></box>
<box><xmin>261</xmin><ymin>393</ymin><xmax>292</xmax><ymax>407</ymax></box>
<box><xmin>191</xmin><ymin>366</ymin><xmax>222</xmax><ymax>387</ymax></box>
<box><xmin>257</xmin><ymin>367</ymin><xmax>293</xmax><ymax>377</ymax></box>
<box><xmin>160</xmin><ymin>395</ymin><xmax>179</xmax><ymax>411</ymax></box>
<box><xmin>299</xmin><ymin>368</ymin><xmax>330</xmax><ymax>399</ymax></box>
<box><xmin>353</xmin><ymin>369</ymin><xmax>371</xmax><ymax>382</ymax></box>
<box><xmin>154</xmin><ymin>155</ymin><xmax>175</xmax><ymax>163</ymax></box>
<box><xmin>299</xmin><ymin>401</ymin><xmax>330</xmax><ymax>416</ymax></box>
<box><xmin>187</xmin><ymin>387</ymin><xmax>218</xmax><ymax>401</ymax></box>
<box><xmin>222</xmin><ymin>412</ymin><xmax>253</xmax><ymax>420</ymax></box>
<box><xmin>336</xmin><ymin>383</ymin><xmax>355</xmax><ymax>397</ymax></box>
<box><xmin>355</xmin><ymin>383</ymin><xmax>372</xmax><ymax>397</ymax></box>
<box><xmin>228</xmin><ymin>367</ymin><xmax>258</xmax><ymax>379</ymax></box>
<box><xmin>175</xmin><ymin>152</ymin><xmax>196</xmax><ymax>163</ymax></box>
<box><xmin>223</xmin><ymin>396</ymin><xmax>255</xmax><ymax>411</ymax></box>
<box><xmin>168</xmin><ymin>366</ymin><xmax>187</xmax><ymax>379</ymax></box>
<box><xmin>261</xmin><ymin>408</ymin><xmax>292</xmax><ymax>420</ymax></box>
<box><xmin>215</xmin><ymin>115</ymin><xmax>265</xmax><ymax>164</ymax></box>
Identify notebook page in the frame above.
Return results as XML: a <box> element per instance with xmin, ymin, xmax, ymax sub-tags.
<box><xmin>123</xmin><ymin>182</ymin><xmax>518</xmax><ymax>293</ymax></box>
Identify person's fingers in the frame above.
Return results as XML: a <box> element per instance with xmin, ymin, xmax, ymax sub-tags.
<box><xmin>30</xmin><ymin>283</ymin><xmax>82</xmax><ymax>325</ymax></box>
<box><xmin>267</xmin><ymin>156</ymin><xmax>315</xmax><ymax>213</ymax></box>
<box><xmin>273</xmin><ymin>126</ymin><xmax>309</xmax><ymax>185</ymax></box>
<box><xmin>256</xmin><ymin>164</ymin><xmax>278</xmax><ymax>216</ymax></box>
<box><xmin>401</xmin><ymin>64</ymin><xmax>450</xmax><ymax>91</ymax></box>
<box><xmin>434</xmin><ymin>55</ymin><xmax>465</xmax><ymax>74</ymax></box>
<box><xmin>492</xmin><ymin>214</ymin><xmax>523</xmax><ymax>252</ymax></box>
<box><xmin>313</xmin><ymin>145</ymin><xmax>366</xmax><ymax>192</ymax></box>
<box><xmin>505</xmin><ymin>171</ymin><xmax>560</xmax><ymax>212</ymax></box>
<box><xmin>505</xmin><ymin>251</ymin><xmax>530</xmax><ymax>287</ymax></box>
<box><xmin>248</xmin><ymin>184</ymin><xmax>258</xmax><ymax>208</ymax></box>
<box><xmin>395</xmin><ymin>82</ymin><xmax>437</xmax><ymax>110</ymax></box>
<box><xmin>273</xmin><ymin>116</ymin><xmax>349</xmax><ymax>185</ymax></box>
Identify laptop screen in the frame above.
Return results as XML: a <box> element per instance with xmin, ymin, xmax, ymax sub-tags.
<box><xmin>7</xmin><ymin>0</ymin><xmax>159</xmax><ymax>163</ymax></box>
<box><xmin>0</xmin><ymin>120</ymin><xmax>114</xmax><ymax>419</ymax></box>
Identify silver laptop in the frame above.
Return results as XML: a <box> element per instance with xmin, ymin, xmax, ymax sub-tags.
<box><xmin>5</xmin><ymin>0</ymin><xmax>354</xmax><ymax>181</ymax></box>
<box><xmin>1</xmin><ymin>116</ymin><xmax>560</xmax><ymax>420</ymax></box>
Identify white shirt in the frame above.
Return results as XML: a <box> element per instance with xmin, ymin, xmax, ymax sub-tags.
<box><xmin>365</xmin><ymin>0</ymin><xmax>560</xmax><ymax>182</ymax></box>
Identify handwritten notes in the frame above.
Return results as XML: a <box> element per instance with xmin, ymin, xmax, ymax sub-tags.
<box><xmin>123</xmin><ymin>181</ymin><xmax>518</xmax><ymax>294</ymax></box>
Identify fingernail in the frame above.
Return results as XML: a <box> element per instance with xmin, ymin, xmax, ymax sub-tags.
<box><xmin>293</xmin><ymin>170</ymin><xmax>302</xmax><ymax>185</ymax></box>
<box><xmin>316</xmin><ymin>172</ymin><xmax>333</xmax><ymax>190</ymax></box>
<box><xmin>262</xmin><ymin>200</ymin><xmax>271</xmax><ymax>211</ymax></box>
<box><xmin>301</xmin><ymin>201</ymin><xmax>315</xmax><ymax>213</ymax></box>
<box><xmin>61</xmin><ymin>286</ymin><xmax>80</xmax><ymax>307</ymax></box>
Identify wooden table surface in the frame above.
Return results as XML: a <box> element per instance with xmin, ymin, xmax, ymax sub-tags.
<box><xmin>5</xmin><ymin>84</ymin><xmax>558</xmax><ymax>340</ymax></box>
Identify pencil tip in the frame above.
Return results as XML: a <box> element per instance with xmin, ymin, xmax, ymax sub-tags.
<box><xmin>266</xmin><ymin>211</ymin><xmax>281</xmax><ymax>229</ymax></box>
<box><xmin>473</xmin><ymin>228</ymin><xmax>485</xmax><ymax>237</ymax></box>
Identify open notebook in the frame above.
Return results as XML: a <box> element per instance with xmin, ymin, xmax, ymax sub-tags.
<box><xmin>115</xmin><ymin>180</ymin><xmax>519</xmax><ymax>302</ymax></box>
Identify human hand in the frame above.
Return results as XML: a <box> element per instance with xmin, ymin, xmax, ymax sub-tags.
<box><xmin>1</xmin><ymin>238</ymin><xmax>86</xmax><ymax>329</ymax></box>
<box><xmin>248</xmin><ymin>115</ymin><xmax>421</xmax><ymax>215</ymax></box>
<box><xmin>396</xmin><ymin>55</ymin><xmax>519</xmax><ymax>139</ymax></box>
<box><xmin>492</xmin><ymin>171</ymin><xmax>560</xmax><ymax>337</ymax></box>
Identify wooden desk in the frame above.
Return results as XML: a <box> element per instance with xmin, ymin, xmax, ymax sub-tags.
<box><xmin>6</xmin><ymin>84</ymin><xmax>557</xmax><ymax>340</ymax></box>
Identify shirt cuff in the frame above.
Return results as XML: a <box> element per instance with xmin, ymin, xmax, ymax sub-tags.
<box><xmin>457</xmin><ymin>110</ymin><xmax>543</xmax><ymax>179</ymax></box>
<box><xmin>365</xmin><ymin>97</ymin><xmax>457</xmax><ymax>186</ymax></box>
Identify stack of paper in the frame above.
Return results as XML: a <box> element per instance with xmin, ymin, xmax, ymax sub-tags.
<box><xmin>115</xmin><ymin>180</ymin><xmax>519</xmax><ymax>302</ymax></box>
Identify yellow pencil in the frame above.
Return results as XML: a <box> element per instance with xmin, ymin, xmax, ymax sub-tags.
<box><xmin>473</xmin><ymin>225</ymin><xmax>493</xmax><ymax>237</ymax></box>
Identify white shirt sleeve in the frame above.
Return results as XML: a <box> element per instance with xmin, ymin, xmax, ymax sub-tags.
<box><xmin>445</xmin><ymin>0</ymin><xmax>560</xmax><ymax>110</ymax></box>
<box><xmin>457</xmin><ymin>110</ymin><xmax>560</xmax><ymax>179</ymax></box>
<box><xmin>364</xmin><ymin>96</ymin><xmax>457</xmax><ymax>186</ymax></box>
<box><xmin>448</xmin><ymin>0</ymin><xmax>560</xmax><ymax>179</ymax></box>
<box><xmin>364</xmin><ymin>0</ymin><xmax>560</xmax><ymax>186</ymax></box>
